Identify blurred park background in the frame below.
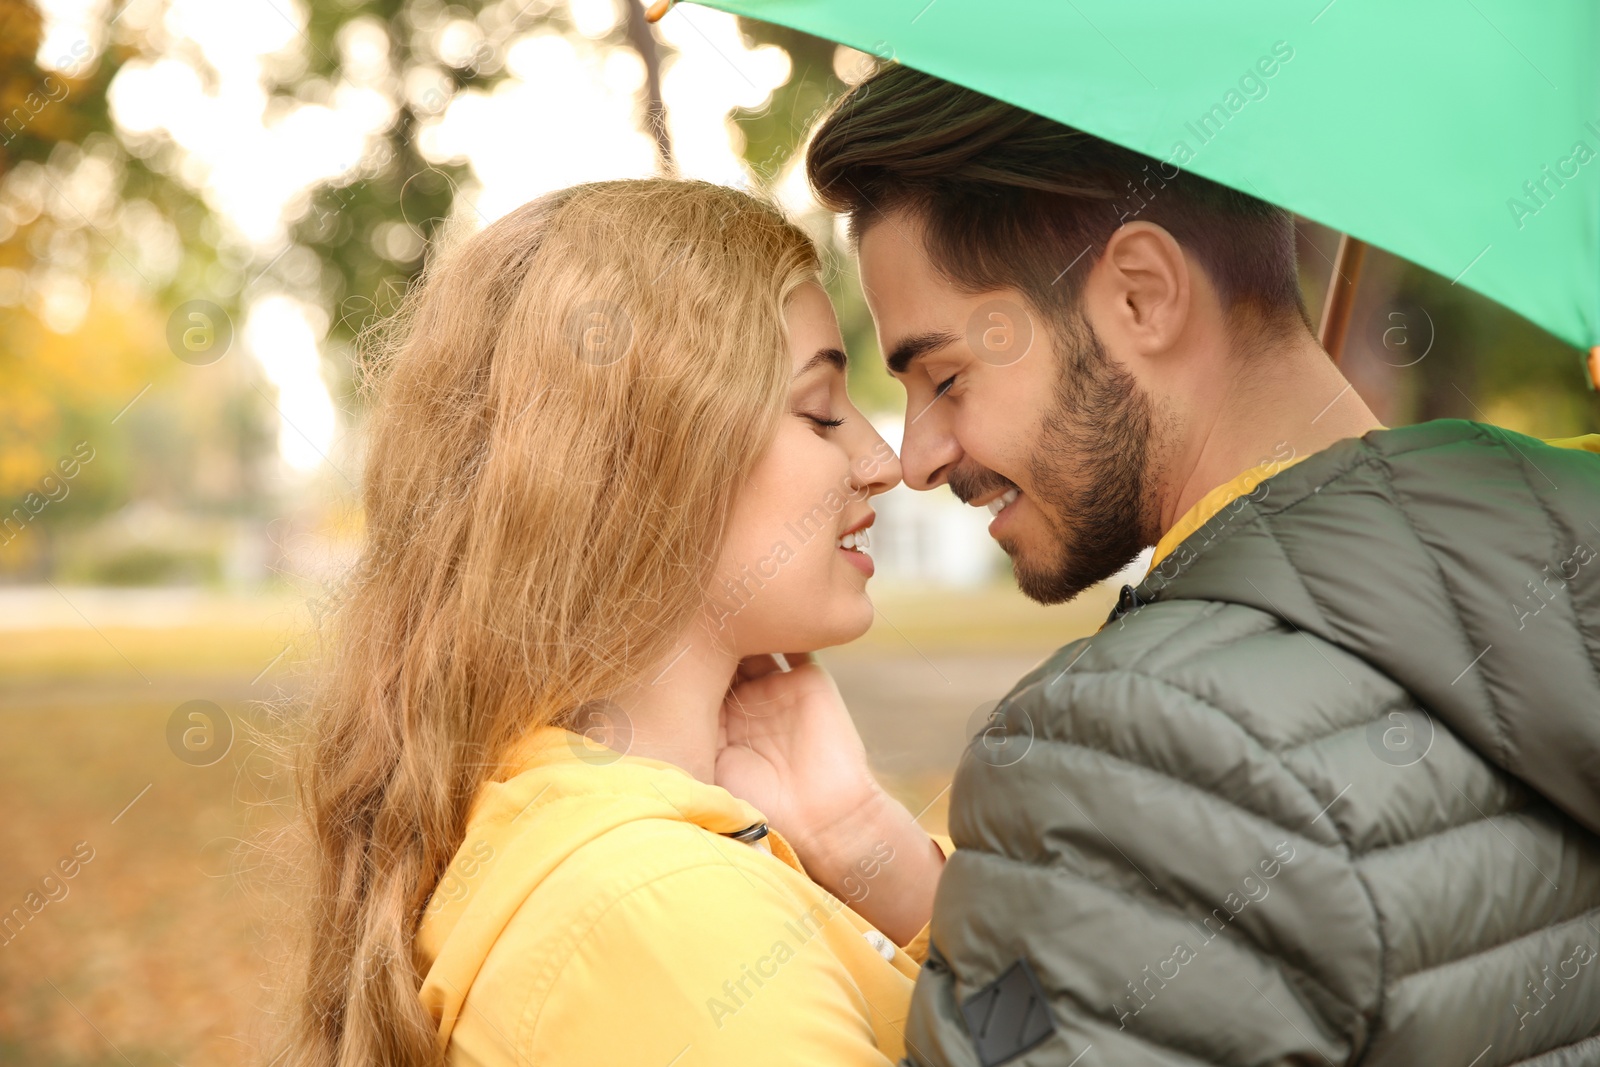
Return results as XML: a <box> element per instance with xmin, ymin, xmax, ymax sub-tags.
<box><xmin>2</xmin><ymin>0</ymin><xmax>1597</xmax><ymax>1062</ymax></box>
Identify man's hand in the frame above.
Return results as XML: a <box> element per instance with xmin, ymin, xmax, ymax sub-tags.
<box><xmin>716</xmin><ymin>652</ymin><xmax>945</xmax><ymax>946</ymax></box>
<box><xmin>715</xmin><ymin>651</ymin><xmax>878</xmax><ymax>855</ymax></box>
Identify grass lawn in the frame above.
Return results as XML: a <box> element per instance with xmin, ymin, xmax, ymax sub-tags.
<box><xmin>0</xmin><ymin>579</ymin><xmax>1108</xmax><ymax>1064</ymax></box>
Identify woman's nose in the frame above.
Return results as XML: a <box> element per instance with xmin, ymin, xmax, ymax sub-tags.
<box><xmin>867</xmin><ymin>445</ymin><xmax>903</xmax><ymax>497</ymax></box>
<box><xmin>852</xmin><ymin>426</ymin><xmax>903</xmax><ymax>498</ymax></box>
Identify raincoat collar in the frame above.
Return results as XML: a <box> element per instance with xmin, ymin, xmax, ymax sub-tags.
<box><xmin>493</xmin><ymin>723</ymin><xmax>769</xmax><ymax>837</ymax></box>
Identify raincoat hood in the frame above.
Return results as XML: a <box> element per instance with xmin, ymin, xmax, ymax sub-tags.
<box><xmin>414</xmin><ymin>726</ymin><xmax>769</xmax><ymax>1053</ymax></box>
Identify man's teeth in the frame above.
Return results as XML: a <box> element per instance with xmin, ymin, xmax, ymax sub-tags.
<box><xmin>985</xmin><ymin>488</ymin><xmax>1020</xmax><ymax>517</ymax></box>
<box><xmin>838</xmin><ymin>529</ymin><xmax>871</xmax><ymax>551</ymax></box>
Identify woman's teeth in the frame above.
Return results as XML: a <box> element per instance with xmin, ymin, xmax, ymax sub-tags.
<box><xmin>986</xmin><ymin>488</ymin><xmax>1020</xmax><ymax>517</ymax></box>
<box><xmin>838</xmin><ymin>529</ymin><xmax>871</xmax><ymax>552</ymax></box>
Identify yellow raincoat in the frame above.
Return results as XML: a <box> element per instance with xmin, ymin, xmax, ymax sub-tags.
<box><xmin>416</xmin><ymin>725</ymin><xmax>948</xmax><ymax>1066</ymax></box>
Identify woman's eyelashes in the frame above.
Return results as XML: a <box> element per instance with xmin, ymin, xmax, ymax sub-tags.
<box><xmin>805</xmin><ymin>412</ymin><xmax>846</xmax><ymax>429</ymax></box>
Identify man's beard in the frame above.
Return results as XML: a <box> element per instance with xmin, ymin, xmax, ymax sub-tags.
<box><xmin>953</xmin><ymin>310</ymin><xmax>1163</xmax><ymax>605</ymax></box>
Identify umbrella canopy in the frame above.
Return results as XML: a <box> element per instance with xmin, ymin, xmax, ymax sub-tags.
<box><xmin>676</xmin><ymin>0</ymin><xmax>1600</xmax><ymax>371</ymax></box>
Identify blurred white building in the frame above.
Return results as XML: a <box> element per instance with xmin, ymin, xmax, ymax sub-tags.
<box><xmin>866</xmin><ymin>415</ymin><xmax>1155</xmax><ymax>591</ymax></box>
<box><xmin>867</xmin><ymin>416</ymin><xmax>1006</xmax><ymax>588</ymax></box>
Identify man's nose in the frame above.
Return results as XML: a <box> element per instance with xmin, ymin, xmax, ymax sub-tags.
<box><xmin>899</xmin><ymin>409</ymin><xmax>961</xmax><ymax>492</ymax></box>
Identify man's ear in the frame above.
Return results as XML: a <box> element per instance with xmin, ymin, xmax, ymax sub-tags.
<box><xmin>1088</xmin><ymin>222</ymin><xmax>1191</xmax><ymax>356</ymax></box>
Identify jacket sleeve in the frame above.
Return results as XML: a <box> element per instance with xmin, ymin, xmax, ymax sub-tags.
<box><xmin>902</xmin><ymin>634</ymin><xmax>1384</xmax><ymax>1066</ymax></box>
<box><xmin>519</xmin><ymin>860</ymin><xmax>904</xmax><ymax>1066</ymax></box>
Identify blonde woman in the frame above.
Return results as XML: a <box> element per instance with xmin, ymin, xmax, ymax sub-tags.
<box><xmin>269</xmin><ymin>179</ymin><xmax>948</xmax><ymax>1066</ymax></box>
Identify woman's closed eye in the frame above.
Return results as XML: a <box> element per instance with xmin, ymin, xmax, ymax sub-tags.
<box><xmin>805</xmin><ymin>412</ymin><xmax>846</xmax><ymax>430</ymax></box>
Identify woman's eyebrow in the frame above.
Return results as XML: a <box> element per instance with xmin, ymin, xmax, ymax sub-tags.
<box><xmin>792</xmin><ymin>347</ymin><xmax>848</xmax><ymax>379</ymax></box>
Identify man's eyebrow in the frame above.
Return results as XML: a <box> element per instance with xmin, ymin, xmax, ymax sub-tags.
<box><xmin>886</xmin><ymin>330</ymin><xmax>959</xmax><ymax>376</ymax></box>
<box><xmin>793</xmin><ymin>347</ymin><xmax>848</xmax><ymax>378</ymax></box>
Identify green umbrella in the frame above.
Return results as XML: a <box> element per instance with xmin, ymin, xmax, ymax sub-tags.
<box><xmin>656</xmin><ymin>0</ymin><xmax>1600</xmax><ymax>383</ymax></box>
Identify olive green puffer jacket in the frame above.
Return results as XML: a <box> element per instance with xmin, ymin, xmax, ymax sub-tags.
<box><xmin>906</xmin><ymin>420</ymin><xmax>1600</xmax><ymax>1067</ymax></box>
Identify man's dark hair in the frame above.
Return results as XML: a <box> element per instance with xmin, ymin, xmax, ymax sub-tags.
<box><xmin>807</xmin><ymin>64</ymin><xmax>1310</xmax><ymax>333</ymax></box>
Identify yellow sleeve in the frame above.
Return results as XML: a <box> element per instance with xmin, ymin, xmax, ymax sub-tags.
<box><xmin>521</xmin><ymin>862</ymin><xmax>901</xmax><ymax>1066</ymax></box>
<box><xmin>899</xmin><ymin>834</ymin><xmax>955</xmax><ymax>964</ymax></box>
<box><xmin>1543</xmin><ymin>433</ymin><xmax>1600</xmax><ymax>454</ymax></box>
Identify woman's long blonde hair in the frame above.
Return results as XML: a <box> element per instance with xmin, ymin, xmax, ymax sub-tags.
<box><xmin>264</xmin><ymin>179</ymin><xmax>820</xmax><ymax>1066</ymax></box>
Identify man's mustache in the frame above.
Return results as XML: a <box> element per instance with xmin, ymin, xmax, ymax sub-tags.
<box><xmin>947</xmin><ymin>464</ymin><xmax>1017</xmax><ymax>507</ymax></box>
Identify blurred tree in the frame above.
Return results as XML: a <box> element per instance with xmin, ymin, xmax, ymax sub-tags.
<box><xmin>722</xmin><ymin>24</ymin><xmax>903</xmax><ymax>414</ymax></box>
<box><xmin>729</xmin><ymin>19</ymin><xmax>841</xmax><ymax>186</ymax></box>
<box><xmin>1298</xmin><ymin>221</ymin><xmax>1597</xmax><ymax>438</ymax></box>
<box><xmin>1397</xmin><ymin>260</ymin><xmax>1596</xmax><ymax>436</ymax></box>
<box><xmin>273</xmin><ymin>3</ymin><xmax>902</xmax><ymax>421</ymax></box>
<box><xmin>274</xmin><ymin>0</ymin><xmax>678</xmax><ymax>412</ymax></box>
<box><xmin>623</xmin><ymin>0</ymin><xmax>672</xmax><ymax>167</ymax></box>
<box><xmin>0</xmin><ymin>0</ymin><xmax>263</xmax><ymax>579</ymax></box>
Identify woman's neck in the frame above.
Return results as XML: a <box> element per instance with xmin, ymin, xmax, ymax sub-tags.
<box><xmin>603</xmin><ymin>619</ymin><xmax>738</xmax><ymax>784</ymax></box>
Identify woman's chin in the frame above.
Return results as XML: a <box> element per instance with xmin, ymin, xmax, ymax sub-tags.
<box><xmin>819</xmin><ymin>590</ymin><xmax>877</xmax><ymax>648</ymax></box>
<box><xmin>765</xmin><ymin>591</ymin><xmax>875</xmax><ymax>653</ymax></box>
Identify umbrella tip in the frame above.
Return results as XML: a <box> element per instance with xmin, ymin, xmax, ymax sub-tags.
<box><xmin>1588</xmin><ymin>346</ymin><xmax>1600</xmax><ymax>391</ymax></box>
<box><xmin>645</xmin><ymin>0</ymin><xmax>674</xmax><ymax>22</ymax></box>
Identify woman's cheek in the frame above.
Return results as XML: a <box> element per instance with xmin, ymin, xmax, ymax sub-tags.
<box><xmin>713</xmin><ymin>424</ymin><xmax>873</xmax><ymax>650</ymax></box>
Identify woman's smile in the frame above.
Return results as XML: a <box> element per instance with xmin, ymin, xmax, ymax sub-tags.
<box><xmin>837</xmin><ymin>512</ymin><xmax>876</xmax><ymax>576</ymax></box>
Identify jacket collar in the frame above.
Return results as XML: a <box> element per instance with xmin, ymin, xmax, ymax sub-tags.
<box><xmin>1139</xmin><ymin>419</ymin><xmax>1600</xmax><ymax>837</ymax></box>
